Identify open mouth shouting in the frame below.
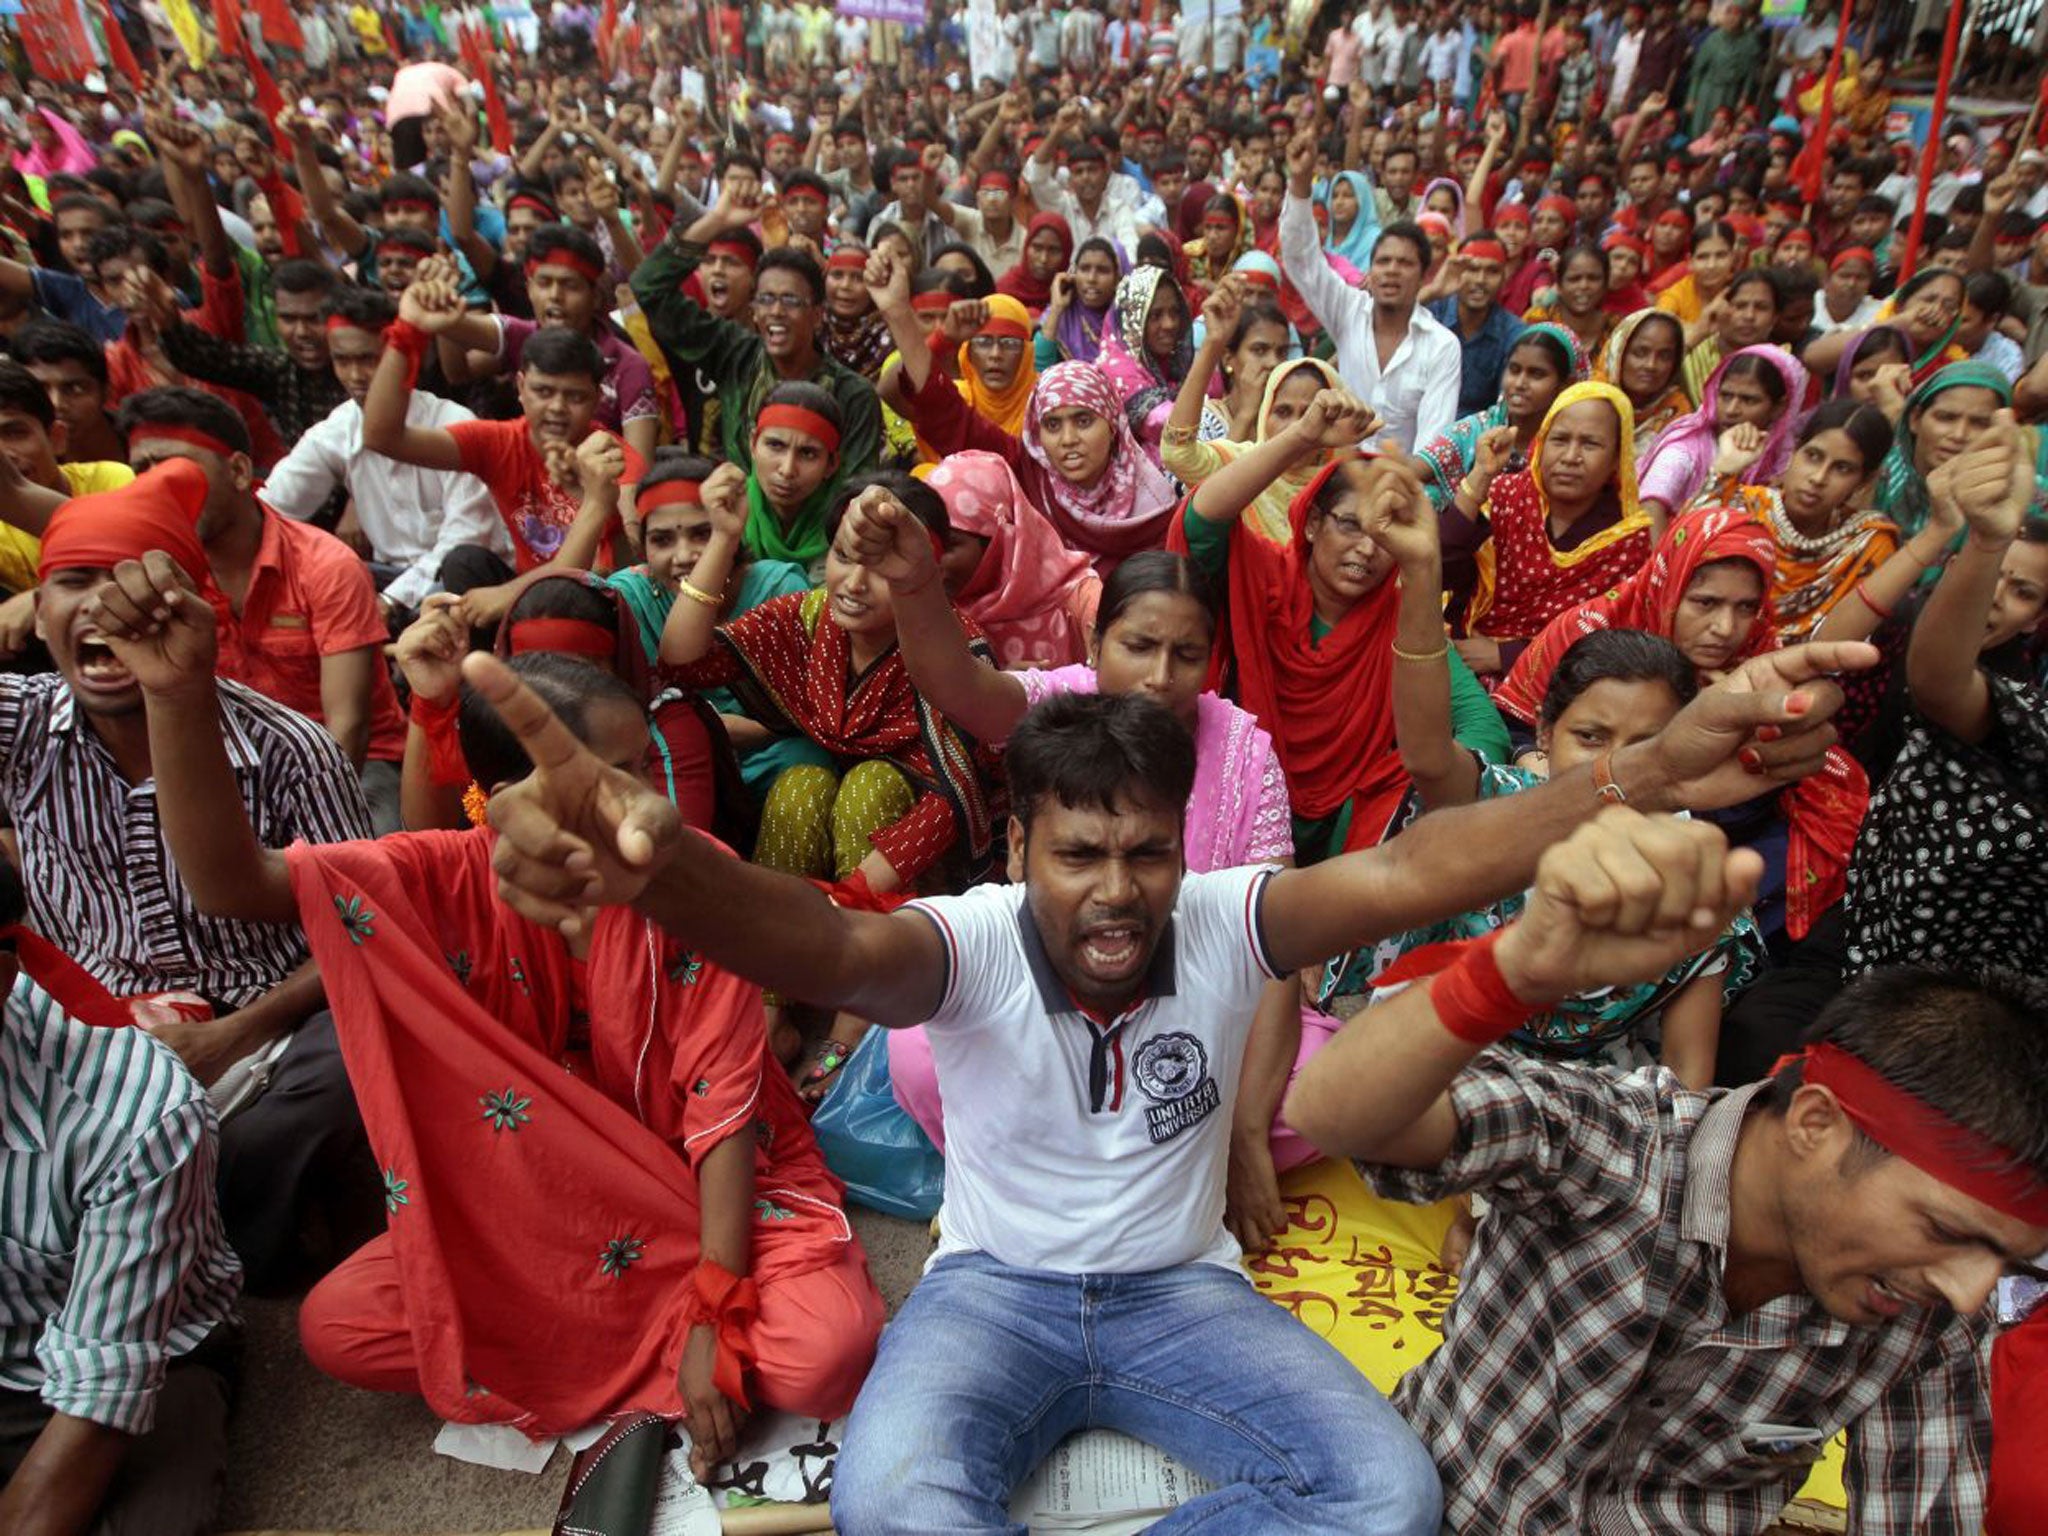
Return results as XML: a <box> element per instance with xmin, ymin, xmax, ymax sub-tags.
<box><xmin>72</xmin><ymin>631</ymin><xmax>135</xmax><ymax>695</ymax></box>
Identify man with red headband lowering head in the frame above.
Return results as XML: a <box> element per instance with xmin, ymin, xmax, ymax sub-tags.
<box><xmin>2</xmin><ymin>458</ymin><xmax>375</xmax><ymax>1291</ymax></box>
<box><xmin>1288</xmin><ymin>850</ymin><xmax>2048</xmax><ymax>1532</ymax></box>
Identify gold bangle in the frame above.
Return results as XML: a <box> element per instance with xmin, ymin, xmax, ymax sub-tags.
<box><xmin>1391</xmin><ymin>640</ymin><xmax>1449</xmax><ymax>663</ymax></box>
<box><xmin>677</xmin><ymin>578</ymin><xmax>721</xmax><ymax>609</ymax></box>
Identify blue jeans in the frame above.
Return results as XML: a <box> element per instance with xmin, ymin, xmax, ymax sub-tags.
<box><xmin>832</xmin><ymin>1253</ymin><xmax>1441</xmax><ymax>1536</ymax></box>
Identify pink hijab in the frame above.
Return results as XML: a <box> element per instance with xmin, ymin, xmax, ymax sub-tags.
<box><xmin>925</xmin><ymin>450</ymin><xmax>1100</xmax><ymax>669</ymax></box>
<box><xmin>14</xmin><ymin>109</ymin><xmax>97</xmax><ymax>180</ymax></box>
<box><xmin>1020</xmin><ymin>362</ymin><xmax>1180</xmax><ymax>568</ymax></box>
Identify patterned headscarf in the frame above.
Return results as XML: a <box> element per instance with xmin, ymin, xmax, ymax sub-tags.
<box><xmin>1022</xmin><ymin>362</ymin><xmax>1179</xmax><ymax>559</ymax></box>
<box><xmin>1101</xmin><ymin>265</ymin><xmax>1193</xmax><ymax>436</ymax></box>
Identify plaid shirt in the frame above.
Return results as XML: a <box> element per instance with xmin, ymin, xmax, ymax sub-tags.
<box><xmin>1368</xmin><ymin>1055</ymin><xmax>1991</xmax><ymax>1535</ymax></box>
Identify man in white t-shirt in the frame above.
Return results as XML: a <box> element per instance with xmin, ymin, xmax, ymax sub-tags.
<box><xmin>469</xmin><ymin>513</ymin><xmax>1861</xmax><ymax>1535</ymax></box>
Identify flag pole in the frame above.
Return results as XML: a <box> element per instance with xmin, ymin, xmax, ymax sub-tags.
<box><xmin>1895</xmin><ymin>0</ymin><xmax>1965</xmax><ymax>283</ymax></box>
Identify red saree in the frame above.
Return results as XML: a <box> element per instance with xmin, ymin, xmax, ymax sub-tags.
<box><xmin>288</xmin><ymin>831</ymin><xmax>880</xmax><ymax>1434</ymax></box>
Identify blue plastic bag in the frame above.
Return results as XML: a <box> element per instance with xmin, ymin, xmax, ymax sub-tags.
<box><xmin>810</xmin><ymin>1028</ymin><xmax>945</xmax><ymax>1220</ymax></box>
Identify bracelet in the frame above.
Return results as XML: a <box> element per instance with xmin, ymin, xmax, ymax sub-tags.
<box><xmin>1428</xmin><ymin>930</ymin><xmax>1535</xmax><ymax>1046</ymax></box>
<box><xmin>686</xmin><ymin>1258</ymin><xmax>760</xmax><ymax>1409</ymax></box>
<box><xmin>1161</xmin><ymin>423</ymin><xmax>1198</xmax><ymax>446</ymax></box>
<box><xmin>1854</xmin><ymin>579</ymin><xmax>1895</xmax><ymax>620</ymax></box>
<box><xmin>1391</xmin><ymin>640</ymin><xmax>1448</xmax><ymax>663</ymax></box>
<box><xmin>677</xmin><ymin>578</ymin><xmax>721</xmax><ymax>609</ymax></box>
<box><xmin>1591</xmin><ymin>748</ymin><xmax>1628</xmax><ymax>805</ymax></box>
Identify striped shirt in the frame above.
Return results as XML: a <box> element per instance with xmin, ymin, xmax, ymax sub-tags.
<box><xmin>0</xmin><ymin>978</ymin><xmax>241</xmax><ymax>1432</ymax></box>
<box><xmin>1371</xmin><ymin>1057</ymin><xmax>1992</xmax><ymax>1535</ymax></box>
<box><xmin>0</xmin><ymin>675</ymin><xmax>371</xmax><ymax>1009</ymax></box>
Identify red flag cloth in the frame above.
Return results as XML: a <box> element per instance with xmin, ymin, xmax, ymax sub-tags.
<box><xmin>254</xmin><ymin>0</ymin><xmax>304</xmax><ymax>49</ymax></box>
<box><xmin>254</xmin><ymin>169</ymin><xmax>308</xmax><ymax>258</ymax></box>
<box><xmin>382</xmin><ymin>12</ymin><xmax>403</xmax><ymax>57</ymax></box>
<box><xmin>282</xmin><ymin>830</ymin><xmax>882</xmax><ymax>1432</ymax></box>
<box><xmin>245</xmin><ymin>46</ymin><xmax>290</xmax><ymax>152</ymax></box>
<box><xmin>212</xmin><ymin>0</ymin><xmax>244</xmax><ymax>59</ymax></box>
<box><xmin>20</xmin><ymin>2</ymin><xmax>97</xmax><ymax>84</ymax></box>
<box><xmin>1791</xmin><ymin>0</ymin><xmax>1854</xmax><ymax>205</ymax></box>
<box><xmin>457</xmin><ymin>24</ymin><xmax>512</xmax><ymax>154</ymax></box>
<box><xmin>598</xmin><ymin>0</ymin><xmax>621</xmax><ymax>58</ymax></box>
<box><xmin>96</xmin><ymin>0</ymin><xmax>146</xmax><ymax>86</ymax></box>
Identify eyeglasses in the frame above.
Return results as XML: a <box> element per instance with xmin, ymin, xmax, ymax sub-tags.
<box><xmin>753</xmin><ymin>292</ymin><xmax>813</xmax><ymax>312</ymax></box>
<box><xmin>969</xmin><ymin>336</ymin><xmax>1027</xmax><ymax>356</ymax></box>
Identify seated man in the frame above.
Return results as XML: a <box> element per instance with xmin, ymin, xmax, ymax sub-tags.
<box><xmin>463</xmin><ymin>485</ymin><xmax>1859</xmax><ymax>1534</ymax></box>
<box><xmin>0</xmin><ymin>865</ymin><xmax>243</xmax><ymax>1536</ymax></box>
<box><xmin>1288</xmin><ymin>847</ymin><xmax>2047</xmax><ymax>1525</ymax></box>
<box><xmin>116</xmin><ymin>387</ymin><xmax>407</xmax><ymax>830</ymax></box>
<box><xmin>0</xmin><ymin>192</ymin><xmax>126</xmax><ymax>343</ymax></box>
<box><xmin>0</xmin><ymin>355</ymin><xmax>133</xmax><ymax>621</ymax></box>
<box><xmin>5</xmin><ymin>462</ymin><xmax>376</xmax><ymax>1289</ymax></box>
<box><xmin>257</xmin><ymin>285</ymin><xmax>508</xmax><ymax>625</ymax></box>
<box><xmin>10</xmin><ymin>319</ymin><xmax>128</xmax><ymax>466</ymax></box>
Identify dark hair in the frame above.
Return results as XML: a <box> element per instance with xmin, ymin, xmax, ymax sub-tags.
<box><xmin>782</xmin><ymin>168</ymin><xmax>831</xmax><ymax>204</ymax></box>
<box><xmin>1797</xmin><ymin>397</ymin><xmax>1892</xmax><ymax>472</ymax></box>
<box><xmin>1693</xmin><ymin>217</ymin><xmax>1739</xmax><ymax>251</ymax></box>
<box><xmin>875</xmin><ymin>147</ymin><xmax>918</xmax><ymax>185</ymax></box>
<box><xmin>117</xmin><ymin>385</ymin><xmax>253</xmax><ymax>457</ymax></box>
<box><xmin>324</xmin><ymin>284</ymin><xmax>399</xmax><ymax>331</ymax></box>
<box><xmin>1382</xmin><ymin>140</ymin><xmax>1421</xmax><ymax>167</ymax></box>
<box><xmin>1951</xmin><ymin>184</ymin><xmax>1986</xmax><ymax>216</ymax></box>
<box><xmin>49</xmin><ymin>192</ymin><xmax>110</xmax><ymax>225</ymax></box>
<box><xmin>272</xmin><ymin>258</ymin><xmax>339</xmax><ymax>299</ymax></box>
<box><xmin>705</xmin><ymin>224</ymin><xmax>763</xmax><ymax>266</ymax></box>
<box><xmin>1932</xmin><ymin>229</ymin><xmax>1973</xmax><ymax>255</ymax></box>
<box><xmin>1726</xmin><ymin>268</ymin><xmax>1780</xmax><ymax>308</ymax></box>
<box><xmin>373</xmin><ymin>226</ymin><xmax>439</xmax><ymax>259</ymax></box>
<box><xmin>1853</xmin><ymin>326</ymin><xmax>1910</xmax><ymax>368</ymax></box>
<box><xmin>1093</xmin><ymin>551</ymin><xmax>1217</xmax><ymax>647</ymax></box>
<box><xmin>0</xmin><ymin>358</ymin><xmax>54</xmax><ymax>429</ymax></box>
<box><xmin>1066</xmin><ymin>142</ymin><xmax>1107</xmax><ymax>169</ymax></box>
<box><xmin>1965</xmin><ymin>270</ymin><xmax>2013</xmax><ymax>317</ymax></box>
<box><xmin>505</xmin><ymin>185</ymin><xmax>560</xmax><ymax>220</ymax></box>
<box><xmin>1854</xmin><ymin>192</ymin><xmax>1898</xmax><ymax>220</ymax></box>
<box><xmin>381</xmin><ymin>172</ymin><xmax>441</xmax><ymax>211</ymax></box>
<box><xmin>1538</xmin><ymin>632</ymin><xmax>1696</xmax><ymax>729</ymax></box>
<box><xmin>0</xmin><ymin>853</ymin><xmax>21</xmax><ymax>932</ymax></box>
<box><xmin>505</xmin><ymin>572</ymin><xmax>619</xmax><ymax>629</ymax></box>
<box><xmin>824</xmin><ymin>469</ymin><xmax>947</xmax><ymax>544</ymax></box>
<box><xmin>756</xmin><ymin>380</ymin><xmax>843</xmax><ymax>449</ymax></box>
<box><xmin>1719</xmin><ymin>351</ymin><xmax>1788</xmax><ymax>406</ymax></box>
<box><xmin>123</xmin><ymin>196</ymin><xmax>181</xmax><ymax>232</ymax></box>
<box><xmin>1767</xmin><ymin>967</ymin><xmax>2048</xmax><ymax>1180</ymax></box>
<box><xmin>1510</xmin><ymin>327</ymin><xmax>1575</xmax><ymax>379</ymax></box>
<box><xmin>1828</xmin><ymin>160</ymin><xmax>1872</xmax><ymax>191</ymax></box>
<box><xmin>929</xmin><ymin>242</ymin><xmax>996</xmax><ymax>296</ymax></box>
<box><xmin>1373</xmin><ymin>220</ymin><xmax>1432</xmax><ymax>267</ymax></box>
<box><xmin>1896</xmin><ymin>266</ymin><xmax>1965</xmax><ymax>306</ymax></box>
<box><xmin>1774</xmin><ymin>267</ymin><xmax>1820</xmax><ymax>306</ymax></box>
<box><xmin>718</xmin><ymin>149</ymin><xmax>763</xmax><ymax>179</ymax></box>
<box><xmin>9</xmin><ymin>318</ymin><xmax>110</xmax><ymax>386</ymax></box>
<box><xmin>459</xmin><ymin>652</ymin><xmax>641</xmax><ymax>788</ymax></box>
<box><xmin>1557</xmin><ymin>242</ymin><xmax>1607</xmax><ymax>281</ymax></box>
<box><xmin>1227</xmin><ymin>299</ymin><xmax>1290</xmax><ymax>352</ymax></box>
<box><xmin>757</xmin><ymin>245</ymin><xmax>827</xmax><ymax>304</ymax></box>
<box><xmin>84</xmin><ymin>223</ymin><xmax>167</xmax><ymax>276</ymax></box>
<box><xmin>1134</xmin><ymin>233</ymin><xmax>1179</xmax><ymax>272</ymax></box>
<box><xmin>1201</xmin><ymin>194</ymin><xmax>1242</xmax><ymax>228</ymax></box>
<box><xmin>638</xmin><ymin>448</ymin><xmax>722</xmax><ymax>498</ymax></box>
<box><xmin>527</xmin><ymin>223</ymin><xmax>607</xmax><ymax>279</ymax></box>
<box><xmin>1006</xmin><ymin>691</ymin><xmax>1197</xmax><ymax>832</ymax></box>
<box><xmin>519</xmin><ymin>326</ymin><xmax>606</xmax><ymax>383</ymax></box>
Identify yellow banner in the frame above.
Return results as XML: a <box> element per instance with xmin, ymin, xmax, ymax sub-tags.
<box><xmin>160</xmin><ymin>0</ymin><xmax>212</xmax><ymax>66</ymax></box>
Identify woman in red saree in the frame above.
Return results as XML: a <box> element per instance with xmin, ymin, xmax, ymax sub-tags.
<box><xmin>1494</xmin><ymin>505</ymin><xmax>1869</xmax><ymax>942</ymax></box>
<box><xmin>114</xmin><ymin>612</ymin><xmax>883</xmax><ymax>1463</ymax></box>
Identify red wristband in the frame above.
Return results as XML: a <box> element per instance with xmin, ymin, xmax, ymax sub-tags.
<box><xmin>382</xmin><ymin>319</ymin><xmax>430</xmax><ymax>388</ymax></box>
<box><xmin>687</xmin><ymin>1258</ymin><xmax>759</xmax><ymax>1410</ymax></box>
<box><xmin>1428</xmin><ymin>930</ymin><xmax>1535</xmax><ymax>1046</ymax></box>
<box><xmin>409</xmin><ymin>691</ymin><xmax>468</xmax><ymax>786</ymax></box>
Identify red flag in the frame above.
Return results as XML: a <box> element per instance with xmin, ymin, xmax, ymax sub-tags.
<box><xmin>254</xmin><ymin>0</ymin><xmax>305</xmax><ymax>50</ymax></box>
<box><xmin>597</xmin><ymin>0</ymin><xmax>620</xmax><ymax>64</ymax></box>
<box><xmin>20</xmin><ymin>2</ymin><xmax>97</xmax><ymax>84</ymax></box>
<box><xmin>1791</xmin><ymin>0</ymin><xmax>1853</xmax><ymax>206</ymax></box>
<box><xmin>212</xmin><ymin>0</ymin><xmax>244</xmax><ymax>59</ymax></box>
<box><xmin>97</xmin><ymin>0</ymin><xmax>146</xmax><ymax>87</ymax></box>
<box><xmin>458</xmin><ymin>24</ymin><xmax>513</xmax><ymax>155</ymax></box>
<box><xmin>382</xmin><ymin>13</ymin><xmax>403</xmax><ymax>57</ymax></box>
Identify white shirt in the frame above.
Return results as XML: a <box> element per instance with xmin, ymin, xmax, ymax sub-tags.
<box><xmin>262</xmin><ymin>392</ymin><xmax>506</xmax><ymax>610</ymax></box>
<box><xmin>1610</xmin><ymin>29</ymin><xmax>1643</xmax><ymax>117</ymax></box>
<box><xmin>1422</xmin><ymin>29</ymin><xmax>1460</xmax><ymax>85</ymax></box>
<box><xmin>942</xmin><ymin>202</ymin><xmax>1026</xmax><ymax>276</ymax></box>
<box><xmin>1813</xmin><ymin>293</ymin><xmax>1880</xmax><ymax>337</ymax></box>
<box><xmin>1278</xmin><ymin>191</ymin><xmax>1461</xmax><ymax>450</ymax></box>
<box><xmin>908</xmin><ymin>865</ymin><xmax>1281</xmax><ymax>1276</ymax></box>
<box><xmin>1022</xmin><ymin>156</ymin><xmax>1146</xmax><ymax>252</ymax></box>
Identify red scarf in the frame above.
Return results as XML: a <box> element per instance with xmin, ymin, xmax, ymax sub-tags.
<box><xmin>995</xmin><ymin>211</ymin><xmax>1073</xmax><ymax>315</ymax></box>
<box><xmin>1171</xmin><ymin>460</ymin><xmax>1408</xmax><ymax>842</ymax></box>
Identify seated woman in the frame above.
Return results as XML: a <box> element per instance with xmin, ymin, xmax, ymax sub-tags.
<box><xmin>116</xmin><ymin>609</ymin><xmax>884</xmax><ymax>1472</ymax></box>
<box><xmin>396</xmin><ymin>570</ymin><xmax>734</xmax><ymax>835</ymax></box>
<box><xmin>819</xmin><ymin>245</ymin><xmax>893</xmax><ymax>382</ymax></box>
<box><xmin>1321</xmin><ymin>169</ymin><xmax>1380</xmax><ymax>273</ymax></box>
<box><xmin>922</xmin><ymin>449</ymin><xmax>1101</xmax><ymax>669</ymax></box>
<box><xmin>1678</xmin><ymin>268</ymin><xmax>1784</xmax><ymax>407</ymax></box>
<box><xmin>1495</xmin><ymin>505</ymin><xmax>1869</xmax><ymax>944</ymax></box>
<box><xmin>1163</xmin><ymin>283</ymin><xmax>1344</xmax><ymax>545</ymax></box>
<box><xmin>1599</xmin><ymin>232</ymin><xmax>1653</xmax><ymax>314</ymax></box>
<box><xmin>1596</xmin><ymin>309</ymin><xmax>1690</xmax><ymax>457</ymax></box>
<box><xmin>1873</xmin><ymin>361</ymin><xmax>2015</xmax><ymax>541</ymax></box>
<box><xmin>1190</xmin><ymin>192</ymin><xmax>1252</xmax><ymax>291</ymax></box>
<box><xmin>1636</xmin><ymin>345</ymin><xmax>1806</xmax><ymax>535</ymax></box>
<box><xmin>659</xmin><ymin>470</ymin><xmax>1002</xmax><ymax>1093</ymax></box>
<box><xmin>732</xmin><ymin>379</ymin><xmax>846</xmax><ymax>580</ymax></box>
<box><xmin>875</xmin><ymin>254</ymin><xmax>1179</xmax><ymax>569</ymax></box>
<box><xmin>1653</xmin><ymin>218</ymin><xmax>1739</xmax><ymax>327</ymax></box>
<box><xmin>1446</xmin><ymin>381</ymin><xmax>1654</xmax><ymax>679</ymax></box>
<box><xmin>994</xmin><ymin>211</ymin><xmax>1074</xmax><ymax>319</ymax></box>
<box><xmin>1420</xmin><ymin>321</ymin><xmax>1585</xmax><ymax>512</ymax></box>
<box><xmin>1034</xmin><ymin>236</ymin><xmax>1128</xmax><ymax>370</ymax></box>
<box><xmin>606</xmin><ymin>453</ymin><xmax>829</xmax><ymax>800</ymax></box>
<box><xmin>934</xmin><ymin>294</ymin><xmax>1039</xmax><ymax>455</ymax></box>
<box><xmin>1520</xmin><ymin>245</ymin><xmax>1613</xmax><ymax>361</ymax></box>
<box><xmin>1802</xmin><ymin>266</ymin><xmax>1969</xmax><ymax>392</ymax></box>
<box><xmin>1830</xmin><ymin>323</ymin><xmax>1913</xmax><ymax>420</ymax></box>
<box><xmin>1168</xmin><ymin>385</ymin><xmax>1511</xmax><ymax>863</ymax></box>
<box><xmin>1096</xmin><ymin>265</ymin><xmax>1197</xmax><ymax>459</ymax></box>
<box><xmin>840</xmin><ymin>530</ymin><xmax>1333</xmax><ymax>1253</ymax></box>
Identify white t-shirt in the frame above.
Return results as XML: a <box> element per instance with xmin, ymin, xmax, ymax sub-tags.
<box><xmin>908</xmin><ymin>865</ymin><xmax>1282</xmax><ymax>1276</ymax></box>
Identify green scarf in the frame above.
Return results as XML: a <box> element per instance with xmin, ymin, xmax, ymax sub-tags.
<box><xmin>743</xmin><ymin>474</ymin><xmax>834</xmax><ymax>571</ymax></box>
<box><xmin>1876</xmin><ymin>361</ymin><xmax>2014</xmax><ymax>539</ymax></box>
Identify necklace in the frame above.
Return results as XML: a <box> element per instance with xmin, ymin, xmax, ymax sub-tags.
<box><xmin>1765</xmin><ymin>490</ymin><xmax>1880</xmax><ymax>558</ymax></box>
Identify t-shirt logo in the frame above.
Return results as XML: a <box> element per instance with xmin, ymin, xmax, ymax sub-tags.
<box><xmin>1133</xmin><ymin>1031</ymin><xmax>1220</xmax><ymax>1145</ymax></box>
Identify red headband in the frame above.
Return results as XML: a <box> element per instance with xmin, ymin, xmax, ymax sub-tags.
<box><xmin>506</xmin><ymin>617</ymin><xmax>616</xmax><ymax>659</ymax></box>
<box><xmin>1238</xmin><ymin>268</ymin><xmax>1279</xmax><ymax>290</ymax></box>
<box><xmin>378</xmin><ymin>237</ymin><xmax>427</xmax><ymax>259</ymax></box>
<box><xmin>636</xmin><ymin>478</ymin><xmax>705</xmax><ymax>514</ymax></box>
<box><xmin>1655</xmin><ymin>208</ymin><xmax>1694</xmax><ymax>229</ymax></box>
<box><xmin>766</xmin><ymin>133</ymin><xmax>798</xmax><ymax>150</ymax></box>
<box><xmin>1461</xmin><ymin>238</ymin><xmax>1507</xmax><ymax>263</ymax></box>
<box><xmin>1603</xmin><ymin>232</ymin><xmax>1649</xmax><ymax>257</ymax></box>
<box><xmin>385</xmin><ymin>197</ymin><xmax>436</xmax><ymax>214</ymax></box>
<box><xmin>1830</xmin><ymin>245</ymin><xmax>1876</xmax><ymax>272</ymax></box>
<box><xmin>911</xmin><ymin>289</ymin><xmax>954</xmax><ymax>315</ymax></box>
<box><xmin>783</xmin><ymin>185</ymin><xmax>828</xmax><ymax>206</ymax></box>
<box><xmin>508</xmin><ymin>192</ymin><xmax>555</xmax><ymax>218</ymax></box>
<box><xmin>1494</xmin><ymin>204</ymin><xmax>1530</xmax><ymax>226</ymax></box>
<box><xmin>977</xmin><ymin>170</ymin><xmax>1015</xmax><ymax>192</ymax></box>
<box><xmin>527</xmin><ymin>247</ymin><xmax>606</xmax><ymax>284</ymax></box>
<box><xmin>754</xmin><ymin>403</ymin><xmax>841</xmax><ymax>453</ymax></box>
<box><xmin>131</xmin><ymin>422</ymin><xmax>240</xmax><ymax>459</ymax></box>
<box><xmin>325</xmin><ymin>313</ymin><xmax>373</xmax><ymax>334</ymax></box>
<box><xmin>977</xmin><ymin>315</ymin><xmax>1030</xmax><ymax>342</ymax></box>
<box><xmin>38</xmin><ymin>457</ymin><xmax>210</xmax><ymax>585</ymax></box>
<box><xmin>1802</xmin><ymin>1044</ymin><xmax>2048</xmax><ymax>1227</ymax></box>
<box><xmin>706</xmin><ymin>238</ymin><xmax>758</xmax><ymax>269</ymax></box>
<box><xmin>1536</xmin><ymin>195</ymin><xmax>1576</xmax><ymax>221</ymax></box>
<box><xmin>827</xmin><ymin>246</ymin><xmax>869</xmax><ymax>271</ymax></box>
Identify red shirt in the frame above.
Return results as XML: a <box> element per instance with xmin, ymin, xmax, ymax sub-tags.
<box><xmin>214</xmin><ymin>508</ymin><xmax>405</xmax><ymax>763</ymax></box>
<box><xmin>1494</xmin><ymin>27</ymin><xmax>1537</xmax><ymax>94</ymax></box>
<box><xmin>445</xmin><ymin>419</ymin><xmax>637</xmax><ymax>573</ymax></box>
